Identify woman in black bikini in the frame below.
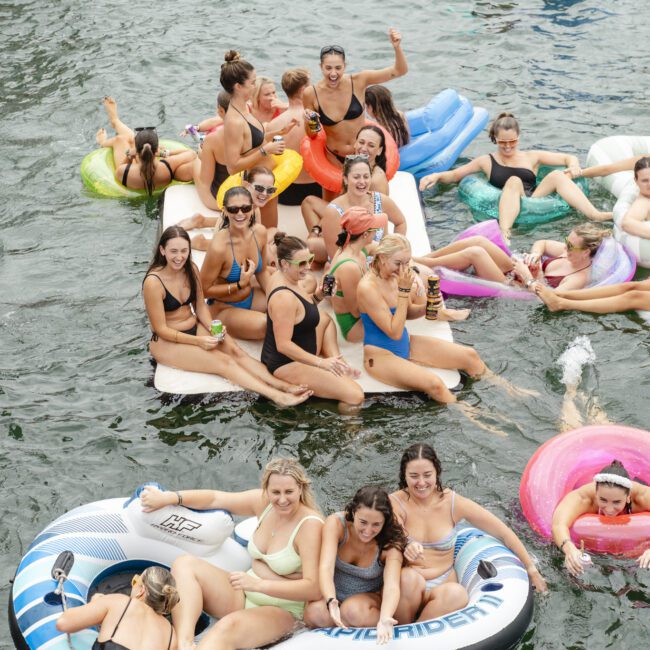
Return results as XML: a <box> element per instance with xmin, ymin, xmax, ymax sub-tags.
<box><xmin>56</xmin><ymin>566</ymin><xmax>179</xmax><ymax>650</ymax></box>
<box><xmin>302</xmin><ymin>29</ymin><xmax>407</xmax><ymax>183</ymax></box>
<box><xmin>143</xmin><ymin>226</ymin><xmax>311</xmax><ymax>406</ymax></box>
<box><xmin>95</xmin><ymin>96</ymin><xmax>196</xmax><ymax>196</ymax></box>
<box><xmin>419</xmin><ymin>112</ymin><xmax>612</xmax><ymax>242</ymax></box>
<box><xmin>262</xmin><ymin>232</ymin><xmax>364</xmax><ymax>412</ymax></box>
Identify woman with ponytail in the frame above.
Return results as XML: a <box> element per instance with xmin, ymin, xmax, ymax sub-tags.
<box><xmin>56</xmin><ymin>566</ymin><xmax>179</xmax><ymax>649</ymax></box>
<box><xmin>552</xmin><ymin>460</ymin><xmax>650</xmax><ymax>575</ymax></box>
<box><xmin>419</xmin><ymin>111</ymin><xmax>612</xmax><ymax>242</ymax></box>
<box><xmin>95</xmin><ymin>96</ymin><xmax>196</xmax><ymax>196</ymax></box>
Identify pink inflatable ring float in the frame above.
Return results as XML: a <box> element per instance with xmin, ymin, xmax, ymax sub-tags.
<box><xmin>520</xmin><ymin>425</ymin><xmax>650</xmax><ymax>556</ymax></box>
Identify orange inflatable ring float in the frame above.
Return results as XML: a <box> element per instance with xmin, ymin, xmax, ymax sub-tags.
<box><xmin>300</xmin><ymin>121</ymin><xmax>400</xmax><ymax>193</ymax></box>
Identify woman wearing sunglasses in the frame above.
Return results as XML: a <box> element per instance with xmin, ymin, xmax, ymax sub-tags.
<box><xmin>95</xmin><ymin>96</ymin><xmax>196</xmax><ymax>196</ymax></box>
<box><xmin>419</xmin><ymin>112</ymin><xmax>612</xmax><ymax>243</ymax></box>
<box><xmin>262</xmin><ymin>233</ymin><xmax>364</xmax><ymax>412</ymax></box>
<box><xmin>56</xmin><ymin>566</ymin><xmax>179</xmax><ymax>649</ymax></box>
<box><xmin>302</xmin><ymin>29</ymin><xmax>407</xmax><ymax>181</ymax></box>
<box><xmin>144</xmin><ymin>225</ymin><xmax>311</xmax><ymax>406</ymax></box>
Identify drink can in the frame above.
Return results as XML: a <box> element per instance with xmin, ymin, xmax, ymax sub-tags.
<box><xmin>580</xmin><ymin>552</ymin><xmax>592</xmax><ymax>566</ymax></box>
<box><xmin>306</xmin><ymin>111</ymin><xmax>321</xmax><ymax>133</ymax></box>
<box><xmin>425</xmin><ymin>275</ymin><xmax>441</xmax><ymax>321</ymax></box>
<box><xmin>185</xmin><ymin>124</ymin><xmax>201</xmax><ymax>143</ymax></box>
<box><xmin>272</xmin><ymin>135</ymin><xmax>283</xmax><ymax>143</ymax></box>
<box><xmin>322</xmin><ymin>274</ymin><xmax>336</xmax><ymax>297</ymax></box>
<box><xmin>210</xmin><ymin>319</ymin><xmax>224</xmax><ymax>341</ymax></box>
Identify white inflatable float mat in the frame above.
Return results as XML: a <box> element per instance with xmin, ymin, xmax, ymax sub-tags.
<box><xmin>155</xmin><ymin>173</ymin><xmax>460</xmax><ymax>394</ymax></box>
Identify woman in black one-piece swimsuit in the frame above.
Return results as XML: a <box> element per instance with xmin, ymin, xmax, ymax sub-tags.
<box><xmin>419</xmin><ymin>112</ymin><xmax>612</xmax><ymax>242</ymax></box>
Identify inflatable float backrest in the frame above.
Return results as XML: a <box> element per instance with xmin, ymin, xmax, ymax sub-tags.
<box><xmin>122</xmin><ymin>484</ymin><xmax>234</xmax><ymax>557</ymax></box>
<box><xmin>588</xmin><ymin>237</ymin><xmax>636</xmax><ymax>287</ymax></box>
<box><xmin>405</xmin><ymin>88</ymin><xmax>461</xmax><ymax>138</ymax></box>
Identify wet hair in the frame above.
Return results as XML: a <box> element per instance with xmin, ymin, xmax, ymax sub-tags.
<box><xmin>342</xmin><ymin>157</ymin><xmax>373</xmax><ymax>192</ymax></box>
<box><xmin>220</xmin><ymin>186</ymin><xmax>255</xmax><ymax>229</ymax></box>
<box><xmin>595</xmin><ymin>459</ymin><xmax>631</xmax><ymax>495</ymax></box>
<box><xmin>356</xmin><ymin>125</ymin><xmax>387</xmax><ymax>172</ymax></box>
<box><xmin>335</xmin><ymin>229</ymin><xmax>364</xmax><ymax>248</ymax></box>
<box><xmin>344</xmin><ymin>486</ymin><xmax>408</xmax><ymax>553</ymax></box>
<box><xmin>252</xmin><ymin>76</ymin><xmax>275</xmax><ymax>109</ymax></box>
<box><xmin>273</xmin><ymin>231</ymin><xmax>309</xmax><ymax>264</ymax></box>
<box><xmin>370</xmin><ymin>234</ymin><xmax>411</xmax><ymax>274</ymax></box>
<box><xmin>135</xmin><ymin>129</ymin><xmax>159</xmax><ymax>196</ymax></box>
<box><xmin>281</xmin><ymin>68</ymin><xmax>310</xmax><ymax>99</ymax></box>
<box><xmin>145</xmin><ymin>226</ymin><xmax>197</xmax><ymax>305</ymax></box>
<box><xmin>571</xmin><ymin>223</ymin><xmax>612</xmax><ymax>257</ymax></box>
<box><xmin>398</xmin><ymin>443</ymin><xmax>444</xmax><ymax>495</ymax></box>
<box><xmin>217</xmin><ymin>90</ymin><xmax>231</xmax><ymax>113</ymax></box>
<box><xmin>488</xmin><ymin>112</ymin><xmax>520</xmax><ymax>144</ymax></box>
<box><xmin>220</xmin><ymin>50</ymin><xmax>255</xmax><ymax>94</ymax></box>
<box><xmin>261</xmin><ymin>458</ymin><xmax>320</xmax><ymax>512</ymax></box>
<box><xmin>634</xmin><ymin>156</ymin><xmax>650</xmax><ymax>179</ymax></box>
<box><xmin>364</xmin><ymin>85</ymin><xmax>410</xmax><ymax>148</ymax></box>
<box><xmin>140</xmin><ymin>566</ymin><xmax>180</xmax><ymax>616</ymax></box>
<box><xmin>243</xmin><ymin>166</ymin><xmax>275</xmax><ymax>185</ymax></box>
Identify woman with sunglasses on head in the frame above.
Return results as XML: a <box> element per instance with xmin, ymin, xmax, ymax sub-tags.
<box><xmin>140</xmin><ymin>459</ymin><xmax>323</xmax><ymax>650</ymax></box>
<box><xmin>302</xmin><ymin>30</ymin><xmax>407</xmax><ymax>175</ymax></box>
<box><xmin>95</xmin><ymin>96</ymin><xmax>196</xmax><ymax>196</ymax></box>
<box><xmin>365</xmin><ymin>84</ymin><xmax>410</xmax><ymax>148</ymax></box>
<box><xmin>262</xmin><ymin>233</ymin><xmax>364</xmax><ymax>412</ymax></box>
<box><xmin>199</xmin><ymin>186</ymin><xmax>271</xmax><ymax>340</ymax></box>
<box><xmin>419</xmin><ymin>112</ymin><xmax>612</xmax><ymax>243</ymax></box>
<box><xmin>144</xmin><ymin>225</ymin><xmax>311</xmax><ymax>406</ymax></box>
<box><xmin>303</xmin><ymin>486</ymin><xmax>410</xmax><ymax>645</ymax></box>
<box><xmin>390</xmin><ymin>443</ymin><xmax>547</xmax><ymax>623</ymax></box>
<box><xmin>56</xmin><ymin>566</ymin><xmax>179</xmax><ymax>649</ymax></box>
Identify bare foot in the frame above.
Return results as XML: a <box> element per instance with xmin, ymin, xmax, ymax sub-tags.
<box><xmin>340</xmin><ymin>359</ymin><xmax>362</xmax><ymax>379</ymax></box>
<box><xmin>273</xmin><ymin>388</ymin><xmax>312</xmax><ymax>407</ymax></box>
<box><xmin>190</xmin><ymin>234</ymin><xmax>209</xmax><ymax>251</ymax></box>
<box><xmin>482</xmin><ymin>368</ymin><xmax>540</xmax><ymax>398</ymax></box>
<box><xmin>534</xmin><ymin>283</ymin><xmax>562</xmax><ymax>311</ymax></box>
<box><xmin>451</xmin><ymin>402</ymin><xmax>508</xmax><ymax>437</ymax></box>
<box><xmin>178</xmin><ymin>213</ymin><xmax>207</xmax><ymax>231</ymax></box>
<box><xmin>438</xmin><ymin>307</ymin><xmax>471</xmax><ymax>321</ymax></box>
<box><xmin>96</xmin><ymin>128</ymin><xmax>107</xmax><ymax>146</ymax></box>
<box><xmin>285</xmin><ymin>383</ymin><xmax>311</xmax><ymax>395</ymax></box>
<box><xmin>102</xmin><ymin>95</ymin><xmax>119</xmax><ymax>128</ymax></box>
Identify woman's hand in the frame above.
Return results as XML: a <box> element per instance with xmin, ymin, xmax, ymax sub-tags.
<box><xmin>265</xmin><ymin>139</ymin><xmax>286</xmax><ymax>155</ymax></box>
<box><xmin>419</xmin><ymin>173</ymin><xmax>440</xmax><ymax>191</ymax></box>
<box><xmin>140</xmin><ymin>486</ymin><xmax>174</xmax><ymax>512</ymax></box>
<box><xmin>528</xmin><ymin>567</ymin><xmax>548</xmax><ymax>593</ymax></box>
<box><xmin>564</xmin><ymin>545</ymin><xmax>584</xmax><ymax>576</ymax></box>
<box><xmin>376</xmin><ymin>617</ymin><xmax>397</xmax><ymax>645</ymax></box>
<box><xmin>239</xmin><ymin>258</ymin><xmax>257</xmax><ymax>288</ymax></box>
<box><xmin>397</xmin><ymin>265</ymin><xmax>414</xmax><ymax>293</ymax></box>
<box><xmin>403</xmin><ymin>540</ymin><xmax>424</xmax><ymax>562</ymax></box>
<box><xmin>388</xmin><ymin>27</ymin><xmax>402</xmax><ymax>48</ymax></box>
<box><xmin>327</xmin><ymin>599</ymin><xmax>347</xmax><ymax>629</ymax></box>
<box><xmin>197</xmin><ymin>335</ymin><xmax>220</xmax><ymax>350</ymax></box>
<box><xmin>565</xmin><ymin>161</ymin><xmax>582</xmax><ymax>179</ymax></box>
<box><xmin>229</xmin><ymin>571</ymin><xmax>260</xmax><ymax>592</ymax></box>
<box><xmin>637</xmin><ymin>549</ymin><xmax>650</xmax><ymax>569</ymax></box>
<box><xmin>318</xmin><ymin>356</ymin><xmax>349</xmax><ymax>376</ymax></box>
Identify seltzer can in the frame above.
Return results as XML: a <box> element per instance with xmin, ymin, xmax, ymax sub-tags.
<box><xmin>210</xmin><ymin>319</ymin><xmax>224</xmax><ymax>341</ymax></box>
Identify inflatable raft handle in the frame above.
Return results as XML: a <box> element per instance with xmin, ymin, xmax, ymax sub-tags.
<box><xmin>51</xmin><ymin>550</ymin><xmax>75</xmax><ymax>584</ymax></box>
<box><xmin>477</xmin><ymin>559</ymin><xmax>497</xmax><ymax>579</ymax></box>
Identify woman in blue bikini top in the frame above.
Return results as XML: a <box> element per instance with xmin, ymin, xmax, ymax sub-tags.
<box><xmin>390</xmin><ymin>443</ymin><xmax>548</xmax><ymax>625</ymax></box>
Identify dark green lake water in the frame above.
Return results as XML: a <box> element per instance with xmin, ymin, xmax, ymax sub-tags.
<box><xmin>1</xmin><ymin>1</ymin><xmax>649</xmax><ymax>647</ymax></box>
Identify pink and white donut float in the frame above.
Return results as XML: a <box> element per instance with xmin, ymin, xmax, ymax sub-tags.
<box><xmin>519</xmin><ymin>425</ymin><xmax>650</xmax><ymax>556</ymax></box>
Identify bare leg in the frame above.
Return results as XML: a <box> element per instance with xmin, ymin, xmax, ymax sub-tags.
<box><xmin>301</xmin><ymin>196</ymin><xmax>329</xmax><ymax>231</ymax></box>
<box><xmin>339</xmin><ymin>593</ymin><xmax>382</xmax><ymax>627</ymax></box>
<box><xmin>536</xmin><ymin>282</ymin><xmax>650</xmax><ymax>313</ymax></box>
<box><xmin>209</xmin><ymin>304</ymin><xmax>267</xmax><ymax>340</ymax></box>
<box><xmin>422</xmin><ymin>236</ymin><xmax>513</xmax><ymax>273</ymax></box>
<box><xmin>409</xmin><ymin>335</ymin><xmax>486</xmax><ymax>377</ymax></box>
<box><xmin>417</xmin><ymin>582</ymin><xmax>468</xmax><ymax>622</ymax></box>
<box><xmin>178</xmin><ymin>213</ymin><xmax>218</xmax><ymax>231</ymax></box>
<box><xmin>303</xmin><ymin>600</ymin><xmax>333</xmax><ymax>628</ymax></box>
<box><xmin>532</xmin><ymin>170</ymin><xmax>612</xmax><ymax>221</ymax></box>
<box><xmin>419</xmin><ymin>244</ymin><xmax>511</xmax><ymax>282</ymax></box>
<box><xmin>497</xmin><ymin>176</ymin><xmax>526</xmax><ymax>243</ymax></box>
<box><xmin>556</xmin><ymin>279</ymin><xmax>650</xmax><ymax>300</ymax></box>
<box><xmin>102</xmin><ymin>96</ymin><xmax>134</xmax><ymax>139</ymax></box>
<box><xmin>394</xmin><ymin>568</ymin><xmax>425</xmax><ymax>624</ymax></box>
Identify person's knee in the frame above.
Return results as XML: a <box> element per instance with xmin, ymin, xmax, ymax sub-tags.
<box><xmin>437</xmin><ymin>583</ymin><xmax>469</xmax><ymax>610</ymax></box>
<box><xmin>341</xmin><ymin>601</ymin><xmax>375</xmax><ymax>628</ymax></box>
<box><xmin>466</xmin><ymin>246</ymin><xmax>490</xmax><ymax>263</ymax></box>
<box><xmin>212</xmin><ymin>611</ymin><xmax>243</xmax><ymax>639</ymax></box>
<box><xmin>171</xmin><ymin>554</ymin><xmax>197</xmax><ymax>578</ymax></box>
<box><xmin>303</xmin><ymin>602</ymin><xmax>329</xmax><ymax>628</ymax></box>
<box><xmin>463</xmin><ymin>347</ymin><xmax>484</xmax><ymax>376</ymax></box>
<box><xmin>346</xmin><ymin>383</ymin><xmax>365</xmax><ymax>406</ymax></box>
<box><xmin>400</xmin><ymin>567</ymin><xmax>424</xmax><ymax>595</ymax></box>
<box><xmin>425</xmin><ymin>376</ymin><xmax>449</xmax><ymax>401</ymax></box>
<box><xmin>503</xmin><ymin>175</ymin><xmax>524</xmax><ymax>191</ymax></box>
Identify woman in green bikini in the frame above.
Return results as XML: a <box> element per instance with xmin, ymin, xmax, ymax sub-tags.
<box><xmin>329</xmin><ymin>206</ymin><xmax>386</xmax><ymax>341</ymax></box>
<box><xmin>140</xmin><ymin>458</ymin><xmax>323</xmax><ymax>650</ymax></box>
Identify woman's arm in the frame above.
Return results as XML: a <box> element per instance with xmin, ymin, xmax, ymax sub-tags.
<box><xmin>199</xmin><ymin>239</ymin><xmax>252</xmax><ymax>302</ymax></box>
<box><xmin>56</xmin><ymin>594</ymin><xmax>112</xmax><ymax>632</ymax></box>
<box><xmin>534</xmin><ymin>150</ymin><xmax>580</xmax><ymax>176</ymax></box>
<box><xmin>197</xmin><ymin>116</ymin><xmax>224</xmax><ymax>132</ymax></box>
<box><xmin>551</xmin><ymin>486</ymin><xmax>594</xmax><ymax>575</ymax></box>
<box><xmin>456</xmin><ymin>495</ymin><xmax>548</xmax><ymax>592</ymax></box>
<box><xmin>140</xmin><ymin>484</ymin><xmax>264</xmax><ymax>516</ymax></box>
<box><xmin>579</xmin><ymin>156</ymin><xmax>642</xmax><ymax>179</ymax></box>
<box><xmin>380</xmin><ymin>195</ymin><xmax>407</xmax><ymax>235</ymax></box>
<box><xmin>376</xmin><ymin>548</ymin><xmax>403</xmax><ymax>643</ymax></box>
<box><xmin>530</xmin><ymin>238</ymin><xmax>566</xmax><ymax>259</ymax></box>
<box><xmin>223</xmin><ymin>116</ymin><xmax>283</xmax><ymax>175</ymax></box>
<box><xmin>194</xmin><ymin>137</ymin><xmax>221</xmax><ymax>210</ymax></box>
<box><xmin>622</xmin><ymin>198</ymin><xmax>650</xmax><ymax>238</ymax></box>
<box><xmin>318</xmin><ymin>515</ymin><xmax>345</xmax><ymax>603</ymax></box>
<box><xmin>355</xmin><ymin>28</ymin><xmax>408</xmax><ymax>87</ymax></box>
<box><xmin>419</xmin><ymin>156</ymin><xmax>489</xmax><ymax>191</ymax></box>
<box><xmin>371</xmin><ymin>167</ymin><xmax>389</xmax><ymax>195</ymax></box>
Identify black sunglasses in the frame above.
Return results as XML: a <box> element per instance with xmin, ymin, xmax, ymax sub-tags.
<box><xmin>135</xmin><ymin>126</ymin><xmax>157</xmax><ymax>132</ymax></box>
<box><xmin>320</xmin><ymin>45</ymin><xmax>345</xmax><ymax>58</ymax></box>
<box><xmin>224</xmin><ymin>204</ymin><xmax>254</xmax><ymax>215</ymax></box>
<box><xmin>252</xmin><ymin>184</ymin><xmax>277</xmax><ymax>195</ymax></box>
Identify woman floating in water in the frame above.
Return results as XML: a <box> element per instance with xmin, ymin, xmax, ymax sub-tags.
<box><xmin>419</xmin><ymin>112</ymin><xmax>612</xmax><ymax>242</ymax></box>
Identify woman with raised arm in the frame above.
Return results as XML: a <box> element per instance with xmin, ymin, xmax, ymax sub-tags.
<box><xmin>143</xmin><ymin>225</ymin><xmax>310</xmax><ymax>406</ymax></box>
<box><xmin>365</xmin><ymin>84</ymin><xmax>410</xmax><ymax>148</ymax></box>
<box><xmin>56</xmin><ymin>566</ymin><xmax>178</xmax><ymax>650</ymax></box>
<box><xmin>419</xmin><ymin>112</ymin><xmax>612</xmax><ymax>242</ymax></box>
<box><xmin>95</xmin><ymin>96</ymin><xmax>196</xmax><ymax>195</ymax></box>
<box><xmin>139</xmin><ymin>459</ymin><xmax>323</xmax><ymax>650</ymax></box>
<box><xmin>390</xmin><ymin>443</ymin><xmax>547</xmax><ymax>623</ymax></box>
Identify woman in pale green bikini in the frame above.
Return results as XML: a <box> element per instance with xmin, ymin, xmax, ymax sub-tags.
<box><xmin>139</xmin><ymin>458</ymin><xmax>323</xmax><ymax>650</ymax></box>
<box><xmin>329</xmin><ymin>206</ymin><xmax>386</xmax><ymax>342</ymax></box>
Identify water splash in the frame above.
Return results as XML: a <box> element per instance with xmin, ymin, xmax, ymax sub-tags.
<box><xmin>556</xmin><ymin>336</ymin><xmax>596</xmax><ymax>386</ymax></box>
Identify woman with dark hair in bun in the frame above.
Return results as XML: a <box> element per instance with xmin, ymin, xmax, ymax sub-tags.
<box><xmin>390</xmin><ymin>443</ymin><xmax>547</xmax><ymax>623</ymax></box>
<box><xmin>304</xmin><ymin>486</ymin><xmax>411</xmax><ymax>644</ymax></box>
<box><xmin>143</xmin><ymin>225</ymin><xmax>310</xmax><ymax>406</ymax></box>
<box><xmin>262</xmin><ymin>232</ymin><xmax>364</xmax><ymax>411</ymax></box>
<box><xmin>552</xmin><ymin>459</ymin><xmax>650</xmax><ymax>575</ymax></box>
<box><xmin>95</xmin><ymin>96</ymin><xmax>196</xmax><ymax>195</ymax></box>
<box><xmin>419</xmin><ymin>112</ymin><xmax>612</xmax><ymax>242</ymax></box>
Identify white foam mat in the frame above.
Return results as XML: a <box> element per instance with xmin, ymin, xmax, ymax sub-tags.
<box><xmin>154</xmin><ymin>173</ymin><xmax>460</xmax><ymax>395</ymax></box>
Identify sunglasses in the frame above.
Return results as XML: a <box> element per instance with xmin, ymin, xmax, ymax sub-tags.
<box><xmin>134</xmin><ymin>126</ymin><xmax>157</xmax><ymax>132</ymax></box>
<box><xmin>366</xmin><ymin>227</ymin><xmax>381</xmax><ymax>233</ymax></box>
<box><xmin>345</xmin><ymin>153</ymin><xmax>369</xmax><ymax>162</ymax></box>
<box><xmin>252</xmin><ymin>184</ymin><xmax>277</xmax><ymax>195</ymax></box>
<box><xmin>320</xmin><ymin>45</ymin><xmax>345</xmax><ymax>58</ymax></box>
<box><xmin>224</xmin><ymin>204</ymin><xmax>254</xmax><ymax>215</ymax></box>
<box><xmin>131</xmin><ymin>574</ymin><xmax>141</xmax><ymax>587</ymax></box>
<box><xmin>286</xmin><ymin>254</ymin><xmax>315</xmax><ymax>268</ymax></box>
<box><xmin>496</xmin><ymin>138</ymin><xmax>519</xmax><ymax>146</ymax></box>
<box><xmin>565</xmin><ymin>237</ymin><xmax>585</xmax><ymax>252</ymax></box>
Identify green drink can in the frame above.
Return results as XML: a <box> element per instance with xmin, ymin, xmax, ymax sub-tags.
<box><xmin>210</xmin><ymin>319</ymin><xmax>224</xmax><ymax>341</ymax></box>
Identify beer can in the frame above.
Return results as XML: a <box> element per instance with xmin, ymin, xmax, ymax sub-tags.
<box><xmin>210</xmin><ymin>319</ymin><xmax>224</xmax><ymax>340</ymax></box>
<box><xmin>306</xmin><ymin>111</ymin><xmax>322</xmax><ymax>133</ymax></box>
<box><xmin>185</xmin><ymin>124</ymin><xmax>201</xmax><ymax>143</ymax></box>
<box><xmin>272</xmin><ymin>135</ymin><xmax>284</xmax><ymax>143</ymax></box>
<box><xmin>322</xmin><ymin>274</ymin><xmax>336</xmax><ymax>297</ymax></box>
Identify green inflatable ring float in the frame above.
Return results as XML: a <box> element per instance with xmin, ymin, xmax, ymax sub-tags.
<box><xmin>457</xmin><ymin>165</ymin><xmax>590</xmax><ymax>226</ymax></box>
<box><xmin>80</xmin><ymin>139</ymin><xmax>193</xmax><ymax>198</ymax></box>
